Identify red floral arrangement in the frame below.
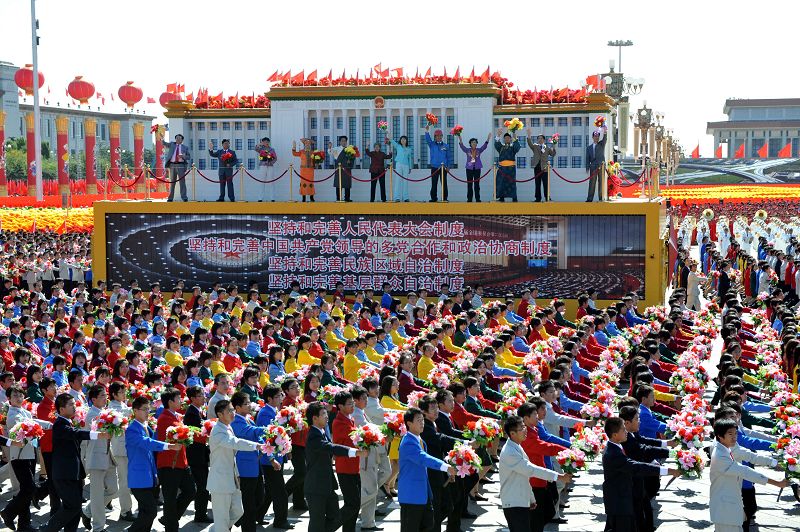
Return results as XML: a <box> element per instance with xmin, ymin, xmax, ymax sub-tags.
<box><xmin>350</xmin><ymin>423</ymin><xmax>387</xmax><ymax>450</ymax></box>
<box><xmin>258</xmin><ymin>150</ymin><xmax>275</xmax><ymax>162</ymax></box>
<box><xmin>8</xmin><ymin>420</ymin><xmax>45</xmax><ymax>442</ymax></box>
<box><xmin>165</xmin><ymin>423</ymin><xmax>200</xmax><ymax>446</ymax></box>
<box><xmin>451</xmin><ymin>125</ymin><xmax>463</xmax><ymax>136</ymax></box>
<box><xmin>425</xmin><ymin>113</ymin><xmax>438</xmax><ymax>126</ymax></box>
<box><xmin>381</xmin><ymin>411</ymin><xmax>407</xmax><ymax>439</ymax></box>
<box><xmin>445</xmin><ymin>443</ymin><xmax>482</xmax><ymax>477</ymax></box>
<box><xmin>311</xmin><ymin>150</ymin><xmax>325</xmax><ymax>163</ymax></box>
<box><xmin>221</xmin><ymin>152</ymin><xmax>234</xmax><ymax>163</ymax></box>
<box><xmin>594</xmin><ymin>115</ymin><xmax>605</xmax><ymax>128</ymax></box>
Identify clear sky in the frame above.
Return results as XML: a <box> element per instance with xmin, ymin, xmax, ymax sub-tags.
<box><xmin>1</xmin><ymin>0</ymin><xmax>797</xmax><ymax>156</ymax></box>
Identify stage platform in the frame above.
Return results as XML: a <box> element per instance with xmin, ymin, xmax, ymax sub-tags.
<box><xmin>92</xmin><ymin>200</ymin><xmax>666</xmax><ymax>315</ymax></box>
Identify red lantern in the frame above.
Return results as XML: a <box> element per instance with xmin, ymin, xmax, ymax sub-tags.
<box><xmin>67</xmin><ymin>76</ymin><xmax>95</xmax><ymax>104</ymax></box>
<box><xmin>14</xmin><ymin>64</ymin><xmax>44</xmax><ymax>96</ymax></box>
<box><xmin>159</xmin><ymin>91</ymin><xmax>180</xmax><ymax>108</ymax></box>
<box><xmin>118</xmin><ymin>81</ymin><xmax>143</xmax><ymax>109</ymax></box>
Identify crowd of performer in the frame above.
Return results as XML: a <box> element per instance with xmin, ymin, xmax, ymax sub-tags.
<box><xmin>0</xmin><ymin>227</ymin><xmax>798</xmax><ymax>532</ymax></box>
<box><xmin>162</xmin><ymin>124</ymin><xmax>609</xmax><ymax>203</ymax></box>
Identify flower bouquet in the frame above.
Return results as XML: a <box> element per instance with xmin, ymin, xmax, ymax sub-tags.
<box><xmin>261</xmin><ymin>424</ymin><xmax>292</xmax><ymax>457</ymax></box>
<box><xmin>8</xmin><ymin>420</ymin><xmax>45</xmax><ymax>443</ymax></box>
<box><xmin>72</xmin><ymin>404</ymin><xmax>88</xmax><ymax>429</ymax></box>
<box><xmin>406</xmin><ymin>390</ymin><xmax>428</xmax><ymax>408</ymax></box>
<box><xmin>274</xmin><ymin>405</ymin><xmax>306</xmax><ymax>434</ymax></box>
<box><xmin>377</xmin><ymin>120</ymin><xmax>388</xmax><ymax>132</ymax></box>
<box><xmin>343</xmin><ymin>145</ymin><xmax>360</xmax><ymax>161</ymax></box>
<box><xmin>220</xmin><ymin>152</ymin><xmax>234</xmax><ymax>164</ymax></box>
<box><xmin>425</xmin><ymin>113</ymin><xmax>438</xmax><ymax>127</ymax></box>
<box><xmin>91</xmin><ymin>409</ymin><xmax>130</xmax><ymax>437</ymax></box>
<box><xmin>671</xmin><ymin>447</ymin><xmax>707</xmax><ymax>479</ymax></box>
<box><xmin>522</xmin><ymin>353</ymin><xmax>543</xmax><ymax>384</ymax></box>
<box><xmin>531</xmin><ymin>340</ymin><xmax>556</xmax><ymax>364</ymax></box>
<box><xmin>381</xmin><ymin>411</ymin><xmax>406</xmax><ymax>440</ymax></box>
<box><xmin>165</xmin><ymin>423</ymin><xmax>200</xmax><ymax>446</ymax></box>
<box><xmin>774</xmin><ymin>437</ymin><xmax>800</xmax><ymax>481</ymax></box>
<box><xmin>503</xmin><ymin>118</ymin><xmax>524</xmax><ymax>132</ymax></box>
<box><xmin>201</xmin><ymin>419</ymin><xmax>217</xmax><ymax>438</ymax></box>
<box><xmin>427</xmin><ymin>363</ymin><xmax>455</xmax><ymax>389</ymax></box>
<box><xmin>500</xmin><ymin>381</ymin><xmax>529</xmax><ymax>401</ymax></box>
<box><xmin>445</xmin><ymin>443</ymin><xmax>482</xmax><ymax>477</ymax></box>
<box><xmin>450</xmin><ymin>125</ymin><xmax>463</xmax><ymax>136</ymax></box>
<box><xmin>350</xmin><ymin>423</ymin><xmax>387</xmax><ymax>450</ymax></box>
<box><xmin>462</xmin><ymin>418</ymin><xmax>501</xmax><ymax>447</ymax></box>
<box><xmin>452</xmin><ymin>352</ymin><xmax>475</xmax><ymax>378</ymax></box>
<box><xmin>357</xmin><ymin>365</ymin><xmax>380</xmax><ymax>384</ymax></box>
<box><xmin>570</xmin><ymin>424</ymin><xmax>608</xmax><ymax>460</ymax></box>
<box><xmin>580</xmin><ymin>400</ymin><xmax>615</xmax><ymax>421</ymax></box>
<box><xmin>318</xmin><ymin>384</ymin><xmax>349</xmax><ymax>404</ymax></box>
<box><xmin>594</xmin><ymin>115</ymin><xmax>605</xmax><ymax>128</ymax></box>
<box><xmin>549</xmin><ymin>133</ymin><xmax>560</xmax><ymax>145</ymax></box>
<box><xmin>258</xmin><ymin>150</ymin><xmax>276</xmax><ymax>162</ymax></box>
<box><xmin>556</xmin><ymin>448</ymin><xmax>588</xmax><ymax>474</ymax></box>
<box><xmin>311</xmin><ymin>150</ymin><xmax>326</xmax><ymax>163</ymax></box>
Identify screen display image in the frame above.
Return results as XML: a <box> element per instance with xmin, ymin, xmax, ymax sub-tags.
<box><xmin>104</xmin><ymin>213</ymin><xmax>645</xmax><ymax>299</ymax></box>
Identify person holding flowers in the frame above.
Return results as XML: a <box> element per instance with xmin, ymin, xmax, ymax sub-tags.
<box><xmin>585</xmin><ymin>123</ymin><xmax>608</xmax><ymax>202</ymax></box>
<box><xmin>424</xmin><ymin>124</ymin><xmax>453</xmax><ymax>202</ymax></box>
<box><xmin>331</xmin><ymin>136</ymin><xmax>357</xmax><ymax>202</ymax></box>
<box><xmin>330</xmin><ymin>391</ymin><xmax>365</xmax><ymax>532</ymax></box>
<box><xmin>255</xmin><ymin>384</ymin><xmax>291</xmax><ymax>529</ymax></box>
<box><xmin>388</xmin><ymin>133</ymin><xmax>413</xmax><ymax>202</ymax></box>
<box><xmin>230</xmin><ymin>391</ymin><xmax>269</xmax><ymax>532</ymax></box>
<box><xmin>208</xmin><ymin>139</ymin><xmax>239</xmax><ymax>202</ymax></box>
<box><xmin>499</xmin><ymin>415</ymin><xmax>568</xmax><ymax>532</ymax></box>
<box><xmin>457</xmin><ymin>132</ymin><xmax>491</xmax><ymax>203</ymax></box>
<box><xmin>253</xmin><ymin>137</ymin><xmax>278</xmax><ymax>202</ymax></box>
<box><xmin>526</xmin><ymin>131</ymin><xmax>558</xmax><ymax>202</ymax></box>
<box><xmin>494</xmin><ymin>128</ymin><xmax>521</xmax><ymax>202</ymax></box>
<box><xmin>82</xmin><ymin>384</ymin><xmax>120</xmax><ymax>532</ymax></box>
<box><xmin>364</xmin><ymin>142</ymin><xmax>392</xmax><ymax>202</ymax></box>
<box><xmin>291</xmin><ymin>138</ymin><xmax>316</xmax><ymax>202</ymax></box>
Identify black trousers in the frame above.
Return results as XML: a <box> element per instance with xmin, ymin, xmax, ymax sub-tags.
<box><xmin>429</xmin><ymin>167</ymin><xmax>448</xmax><ymax>201</ymax></box>
<box><xmin>239</xmin><ymin>475</ymin><xmax>264</xmax><ymax>532</ymax></box>
<box><xmin>335</xmin><ymin>187</ymin><xmax>352</xmax><ymax>201</ymax></box>
<box><xmin>306</xmin><ymin>491</ymin><xmax>341</xmax><ymax>532</ymax></box>
<box><xmin>503</xmin><ymin>506</ymin><xmax>535</xmax><ymax>532</ymax></box>
<box><xmin>217</xmin><ymin>167</ymin><xmax>235</xmax><ymax>200</ymax></box>
<box><xmin>42</xmin><ymin>451</ymin><xmax>61</xmax><ymax>513</ymax></box>
<box><xmin>429</xmin><ymin>472</ymin><xmax>451</xmax><ymax>529</ymax></box>
<box><xmin>534</xmin><ymin>163</ymin><xmax>547</xmax><ymax>201</ymax></box>
<box><xmin>605</xmin><ymin>514</ymin><xmax>637</xmax><ymax>532</ymax></box>
<box><xmin>742</xmin><ymin>486</ymin><xmax>757</xmax><ymax>529</ymax></box>
<box><xmin>5</xmin><ymin>459</ymin><xmax>35</xmax><ymax>527</ymax></box>
<box><xmin>285</xmin><ymin>445</ymin><xmax>306</xmax><ymax>507</ymax></box>
<box><xmin>400</xmin><ymin>501</ymin><xmax>435</xmax><ymax>532</ymax></box>
<box><xmin>370</xmin><ymin>171</ymin><xmax>386</xmax><ymax>202</ymax></box>
<box><xmin>188</xmin><ymin>458</ymin><xmax>209</xmax><ymax>517</ymax></box>
<box><xmin>337</xmin><ymin>472</ymin><xmax>361</xmax><ymax>532</ymax></box>
<box><xmin>259</xmin><ymin>462</ymin><xmax>288</xmax><ymax>524</ymax></box>
<box><xmin>446</xmin><ymin>477</ymin><xmax>465</xmax><ymax>532</ymax></box>
<box><xmin>532</xmin><ymin>486</ymin><xmax>556</xmax><ymax>531</ymax></box>
<box><xmin>157</xmin><ymin>467</ymin><xmax>196</xmax><ymax>532</ymax></box>
<box><xmin>41</xmin><ymin>478</ymin><xmax>82</xmax><ymax>532</ymax></box>
<box><xmin>129</xmin><ymin>486</ymin><xmax>160</xmax><ymax>532</ymax></box>
<box><xmin>466</xmin><ymin>168</ymin><xmax>481</xmax><ymax>202</ymax></box>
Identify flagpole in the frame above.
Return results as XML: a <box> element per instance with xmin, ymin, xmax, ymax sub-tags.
<box><xmin>31</xmin><ymin>0</ymin><xmax>43</xmax><ymax>201</ymax></box>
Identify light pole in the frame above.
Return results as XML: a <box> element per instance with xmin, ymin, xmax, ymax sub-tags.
<box><xmin>31</xmin><ymin>0</ymin><xmax>43</xmax><ymax>201</ymax></box>
<box><xmin>602</xmin><ymin>60</ymin><xmax>644</xmax><ymax>157</ymax></box>
<box><xmin>607</xmin><ymin>40</ymin><xmax>633</xmax><ymax>73</ymax></box>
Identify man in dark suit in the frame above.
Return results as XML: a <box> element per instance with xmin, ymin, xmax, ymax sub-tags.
<box><xmin>331</xmin><ymin>136</ymin><xmax>354</xmax><ymax>202</ymax></box>
<box><xmin>304</xmin><ymin>401</ymin><xmax>368</xmax><ymax>532</ymax></box>
<box><xmin>419</xmin><ymin>395</ymin><xmax>462</xmax><ymax>532</ymax></box>
<box><xmin>39</xmin><ymin>393</ymin><xmax>110</xmax><ymax>532</ymax></box>
<box><xmin>619</xmin><ymin>405</ymin><xmax>671</xmax><ymax>532</ymax></box>
<box><xmin>183</xmin><ymin>385</ymin><xmax>212</xmax><ymax>523</ymax></box>
<box><xmin>601</xmin><ymin>417</ymin><xmax>678</xmax><ymax>532</ymax></box>
<box><xmin>208</xmin><ymin>139</ymin><xmax>238</xmax><ymax>202</ymax></box>
<box><xmin>162</xmin><ymin>134</ymin><xmax>191</xmax><ymax>202</ymax></box>
<box><xmin>435</xmin><ymin>390</ymin><xmax>477</xmax><ymax>523</ymax></box>
<box><xmin>585</xmin><ymin>124</ymin><xmax>608</xmax><ymax>202</ymax></box>
<box><xmin>717</xmin><ymin>260</ymin><xmax>731</xmax><ymax>302</ymax></box>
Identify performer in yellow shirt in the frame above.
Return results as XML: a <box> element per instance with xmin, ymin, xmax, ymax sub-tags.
<box><xmin>416</xmin><ymin>343</ymin><xmax>436</xmax><ymax>382</ymax></box>
<box><xmin>343</xmin><ymin>340</ymin><xmax>369</xmax><ymax>382</ymax></box>
<box><xmin>363</xmin><ymin>333</ymin><xmax>384</xmax><ymax>364</ymax></box>
<box><xmin>324</xmin><ymin>322</ymin><xmax>345</xmax><ymax>351</ymax></box>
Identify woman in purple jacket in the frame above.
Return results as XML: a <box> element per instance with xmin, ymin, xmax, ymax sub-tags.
<box><xmin>458</xmin><ymin>132</ymin><xmax>491</xmax><ymax>202</ymax></box>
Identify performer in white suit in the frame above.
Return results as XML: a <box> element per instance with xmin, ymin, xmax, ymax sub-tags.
<box><xmin>207</xmin><ymin>399</ymin><xmax>260</xmax><ymax>532</ymax></box>
<box><xmin>108</xmin><ymin>381</ymin><xmax>135</xmax><ymax>522</ymax></box>
<box><xmin>709</xmin><ymin>418</ymin><xmax>787</xmax><ymax>532</ymax></box>
<box><xmin>83</xmin><ymin>385</ymin><xmax>119</xmax><ymax>531</ymax></box>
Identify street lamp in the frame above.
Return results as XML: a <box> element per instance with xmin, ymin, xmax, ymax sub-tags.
<box><xmin>607</xmin><ymin>40</ymin><xmax>633</xmax><ymax>72</ymax></box>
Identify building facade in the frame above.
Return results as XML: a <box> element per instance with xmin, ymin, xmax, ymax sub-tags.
<box><xmin>706</xmin><ymin>98</ymin><xmax>800</xmax><ymax>158</ymax></box>
<box><xmin>166</xmin><ymin>85</ymin><xmax>614</xmax><ymax>202</ymax></box>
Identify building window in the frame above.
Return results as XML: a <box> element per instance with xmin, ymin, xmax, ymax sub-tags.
<box><xmin>559</xmin><ymin>136</ymin><xmax>567</xmax><ymax>148</ymax></box>
<box><xmin>516</xmin><ymin>156</ymin><xmax>527</xmax><ymax>168</ymax></box>
<box><xmin>558</xmin><ymin>117</ymin><xmax>568</xmax><ymax>127</ymax></box>
<box><xmin>209</xmin><ymin>122</ymin><xmax>217</xmax><ymax>131</ymax></box>
<box><xmin>198</xmin><ymin>158</ymin><xmax>207</xmax><ymax>170</ymax></box>
<box><xmin>349</xmin><ymin>117</ymin><xmax>357</xmax><ymax>148</ymax></box>
<box><xmin>544</xmin><ymin>118</ymin><xmax>554</xmax><ymax>127</ymax></box>
<box><xmin>246</xmin><ymin>121</ymin><xmax>255</xmax><ymax>131</ymax></box>
<box><xmin>234</xmin><ymin>122</ymin><xmax>243</xmax><ymax>131</ymax></box>
<box><xmin>494</xmin><ymin>118</ymin><xmax>499</xmax><ymax>129</ymax></box>
<box><xmin>222</xmin><ymin>122</ymin><xmax>230</xmax><ymax>131</ymax></box>
<box><xmin>447</xmin><ymin>115</ymin><xmax>455</xmax><ymax>128</ymax></box>
<box><xmin>557</xmin><ymin>156</ymin><xmax>568</xmax><ymax>168</ymax></box>
<box><xmin>571</xmin><ymin>156</ymin><xmax>582</xmax><ymax>168</ymax></box>
<box><xmin>259</xmin><ymin>121</ymin><xmax>268</xmax><ymax>130</ymax></box>
<box><xmin>336</xmin><ymin>117</ymin><xmax>343</xmax><ymax>130</ymax></box>
<box><xmin>310</xmin><ymin>117</ymin><xmax>318</xmax><ymax>130</ymax></box>
<box><xmin>572</xmin><ymin>117</ymin><xmax>582</xmax><ymax>126</ymax></box>
<box><xmin>247</xmin><ymin>139</ymin><xmax>256</xmax><ymax>150</ymax></box>
<box><xmin>532</xmin><ymin>118</ymin><xmax>540</xmax><ymax>127</ymax></box>
<box><xmin>420</xmin><ymin>115</ymin><xmax>428</xmax><ymax>128</ymax></box>
<box><xmin>188</xmin><ymin>140</ymin><xmax>194</xmax><ymax>150</ymax></box>
<box><xmin>198</xmin><ymin>139</ymin><xmax>208</xmax><ymax>151</ymax></box>
<box><xmin>248</xmin><ymin>158</ymin><xmax>256</xmax><ymax>170</ymax></box>
<box><xmin>323</xmin><ymin>136</ymin><xmax>331</xmax><ymax>167</ymax></box>
<box><xmin>392</xmin><ymin>116</ymin><xmax>401</xmax><ymax>140</ymax></box>
<box><xmin>197</xmin><ymin>122</ymin><xmax>206</xmax><ymax>131</ymax></box>
<box><xmin>100</xmin><ymin>123</ymin><xmax>107</xmax><ymax>141</ymax></box>
<box><xmin>71</xmin><ymin>122</ymin><xmax>76</xmax><ymax>139</ymax></box>
<box><xmin>323</xmin><ymin>117</ymin><xmax>330</xmax><ymax>129</ymax></box>
<box><xmin>572</xmin><ymin>135</ymin><xmax>582</xmax><ymax>148</ymax></box>
<box><xmin>188</xmin><ymin>123</ymin><xmax>193</xmax><ymax>131</ymax></box>
<box><xmin>235</xmin><ymin>139</ymin><xmax>243</xmax><ymax>151</ymax></box>
<box><xmin>419</xmin><ymin>136</ymin><xmax>429</xmax><ymax>167</ymax></box>
<box><xmin>406</xmin><ymin>116</ymin><xmax>414</xmax><ymax>149</ymax></box>
<box><xmin>211</xmin><ymin>159</ymin><xmax>219</xmax><ymax>170</ymax></box>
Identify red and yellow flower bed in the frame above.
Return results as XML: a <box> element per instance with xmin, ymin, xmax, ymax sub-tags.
<box><xmin>0</xmin><ymin>207</ymin><xmax>93</xmax><ymax>233</ymax></box>
<box><xmin>662</xmin><ymin>184</ymin><xmax>800</xmax><ymax>203</ymax></box>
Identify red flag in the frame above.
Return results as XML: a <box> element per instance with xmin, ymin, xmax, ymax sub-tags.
<box><xmin>185</xmin><ymin>92</ymin><xmax>193</xmax><ymax>102</ymax></box>
<box><xmin>101</xmin><ymin>97</ymin><xmax>105</xmax><ymax>105</ymax></box>
<box><xmin>778</xmin><ymin>142</ymin><xmax>792</xmax><ymax>158</ymax></box>
<box><xmin>715</xmin><ymin>145</ymin><xmax>723</xmax><ymax>158</ymax></box>
<box><xmin>267</xmin><ymin>70</ymin><xmax>278</xmax><ymax>82</ymax></box>
<box><xmin>480</xmin><ymin>67</ymin><xmax>489</xmax><ymax>83</ymax></box>
<box><xmin>414</xmin><ymin>67</ymin><xmax>419</xmax><ymax>80</ymax></box>
<box><xmin>380</xmin><ymin>68</ymin><xmax>389</xmax><ymax>78</ymax></box>
<box><xmin>757</xmin><ymin>143</ymin><xmax>768</xmax><ymax>158</ymax></box>
<box><xmin>454</xmin><ymin>67</ymin><xmax>460</xmax><ymax>81</ymax></box>
<box><xmin>468</xmin><ymin>67</ymin><xmax>475</xmax><ymax>82</ymax></box>
<box><xmin>691</xmin><ymin>145</ymin><xmax>700</xmax><ymax>159</ymax></box>
<box><xmin>55</xmin><ymin>219</ymin><xmax>67</xmax><ymax>235</ymax></box>
<box><xmin>324</xmin><ymin>69</ymin><xmax>332</xmax><ymax>81</ymax></box>
<box><xmin>340</xmin><ymin>69</ymin><xmax>346</xmax><ymax>81</ymax></box>
<box><xmin>96</xmin><ymin>92</ymin><xmax>103</xmax><ymax>98</ymax></box>
<box><xmin>307</xmin><ymin>70</ymin><xmax>317</xmax><ymax>82</ymax></box>
<box><xmin>392</xmin><ymin>68</ymin><xmax>403</xmax><ymax>78</ymax></box>
<box><xmin>281</xmin><ymin>71</ymin><xmax>292</xmax><ymax>83</ymax></box>
<box><xmin>146</xmin><ymin>97</ymin><xmax>156</xmax><ymax>104</ymax></box>
<box><xmin>424</xmin><ymin>67</ymin><xmax>432</xmax><ymax>78</ymax></box>
<box><xmin>443</xmin><ymin>66</ymin><xmax>447</xmax><ymax>78</ymax></box>
<box><xmin>734</xmin><ymin>144</ymin><xmax>745</xmax><ymax>158</ymax></box>
<box><xmin>212</xmin><ymin>92</ymin><xmax>223</xmax><ymax>103</ymax></box>
<box><xmin>166</xmin><ymin>83</ymin><xmax>177</xmax><ymax>93</ymax></box>
<box><xmin>177</xmin><ymin>84</ymin><xmax>185</xmax><ymax>93</ymax></box>
<box><xmin>373</xmin><ymin>63</ymin><xmax>382</xmax><ymax>75</ymax></box>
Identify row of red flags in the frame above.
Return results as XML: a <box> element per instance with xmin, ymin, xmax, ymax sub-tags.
<box><xmin>691</xmin><ymin>142</ymin><xmax>794</xmax><ymax>159</ymax></box>
<box><xmin>264</xmin><ymin>65</ymin><xmax>494</xmax><ymax>85</ymax></box>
